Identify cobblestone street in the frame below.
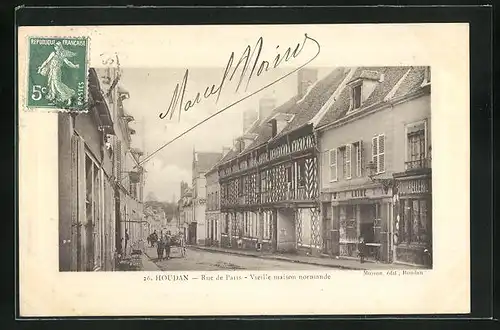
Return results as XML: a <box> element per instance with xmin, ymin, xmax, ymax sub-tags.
<box><xmin>142</xmin><ymin>245</ymin><xmax>425</xmax><ymax>271</ymax></box>
<box><xmin>144</xmin><ymin>246</ymin><xmax>325</xmax><ymax>271</ymax></box>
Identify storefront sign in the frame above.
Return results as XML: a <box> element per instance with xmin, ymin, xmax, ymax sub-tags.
<box><xmin>398</xmin><ymin>178</ymin><xmax>430</xmax><ymax>195</ymax></box>
<box><xmin>351</xmin><ymin>189</ymin><xmax>366</xmax><ymax>198</ymax></box>
<box><xmin>330</xmin><ymin>187</ymin><xmax>391</xmax><ymax>203</ymax></box>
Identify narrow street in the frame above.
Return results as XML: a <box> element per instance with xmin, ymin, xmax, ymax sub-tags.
<box><xmin>144</xmin><ymin>246</ymin><xmax>325</xmax><ymax>271</ymax></box>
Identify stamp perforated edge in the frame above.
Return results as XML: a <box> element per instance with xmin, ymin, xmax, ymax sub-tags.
<box><xmin>22</xmin><ymin>35</ymin><xmax>91</xmax><ymax>114</ymax></box>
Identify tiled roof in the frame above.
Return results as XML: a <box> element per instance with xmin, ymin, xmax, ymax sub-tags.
<box><xmin>277</xmin><ymin>67</ymin><xmax>349</xmax><ymax>136</ymax></box>
<box><xmin>392</xmin><ymin>66</ymin><xmax>427</xmax><ymax>99</ymax></box>
<box><xmin>215</xmin><ymin>95</ymin><xmax>301</xmax><ymax>167</ymax></box>
<box><xmin>194</xmin><ymin>152</ymin><xmax>223</xmax><ymax>173</ymax></box>
<box><xmin>317</xmin><ymin>66</ymin><xmax>412</xmax><ymax>128</ymax></box>
<box><xmin>215</xmin><ymin>68</ymin><xmax>350</xmax><ymax>166</ymax></box>
<box><xmin>246</xmin><ymin>95</ymin><xmax>301</xmax><ymax>149</ymax></box>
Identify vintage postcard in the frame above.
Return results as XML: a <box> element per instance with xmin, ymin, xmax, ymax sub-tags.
<box><xmin>18</xmin><ymin>24</ymin><xmax>470</xmax><ymax>316</ymax></box>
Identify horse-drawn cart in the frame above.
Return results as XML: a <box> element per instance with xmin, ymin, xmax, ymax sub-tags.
<box><xmin>169</xmin><ymin>234</ymin><xmax>186</xmax><ymax>258</ymax></box>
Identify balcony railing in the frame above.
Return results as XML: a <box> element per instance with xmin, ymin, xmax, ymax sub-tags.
<box><xmin>405</xmin><ymin>158</ymin><xmax>431</xmax><ymax>171</ymax></box>
<box><xmin>221</xmin><ymin>185</ymin><xmax>316</xmax><ymax>208</ymax></box>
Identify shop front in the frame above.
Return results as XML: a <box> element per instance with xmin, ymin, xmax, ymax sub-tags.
<box><xmin>393</xmin><ymin>171</ymin><xmax>432</xmax><ymax>267</ymax></box>
<box><xmin>328</xmin><ymin>185</ymin><xmax>393</xmax><ymax>262</ymax></box>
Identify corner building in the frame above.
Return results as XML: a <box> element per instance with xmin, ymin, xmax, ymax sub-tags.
<box><xmin>316</xmin><ymin>66</ymin><xmax>431</xmax><ymax>266</ymax></box>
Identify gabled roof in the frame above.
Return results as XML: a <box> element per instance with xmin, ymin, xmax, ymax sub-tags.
<box><xmin>215</xmin><ymin>67</ymin><xmax>352</xmax><ymax>167</ymax></box>
<box><xmin>316</xmin><ymin>66</ymin><xmax>418</xmax><ymax>128</ymax></box>
<box><xmin>211</xmin><ymin>95</ymin><xmax>300</xmax><ymax>168</ymax></box>
<box><xmin>276</xmin><ymin>67</ymin><xmax>349</xmax><ymax>137</ymax></box>
<box><xmin>194</xmin><ymin>152</ymin><xmax>223</xmax><ymax>173</ymax></box>
<box><xmin>245</xmin><ymin>95</ymin><xmax>301</xmax><ymax>149</ymax></box>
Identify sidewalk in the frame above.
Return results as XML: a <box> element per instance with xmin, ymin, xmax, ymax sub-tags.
<box><xmin>189</xmin><ymin>245</ymin><xmax>426</xmax><ymax>270</ymax></box>
<box><xmin>143</xmin><ymin>245</ymin><xmax>159</xmax><ymax>262</ymax></box>
<box><xmin>141</xmin><ymin>252</ymin><xmax>161</xmax><ymax>271</ymax></box>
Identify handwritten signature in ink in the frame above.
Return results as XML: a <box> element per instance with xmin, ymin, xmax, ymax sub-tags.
<box><xmin>159</xmin><ymin>33</ymin><xmax>321</xmax><ymax>122</ymax></box>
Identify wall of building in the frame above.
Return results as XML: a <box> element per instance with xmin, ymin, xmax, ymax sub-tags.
<box><xmin>58</xmin><ymin>114</ymin><xmax>73</xmax><ymax>271</ymax></box>
<box><xmin>320</xmin><ymin>95</ymin><xmax>431</xmax><ymax>191</ymax></box>
<box><xmin>58</xmin><ymin>107</ymin><xmax>117</xmax><ymax>271</ymax></box>
<box><xmin>319</xmin><ymin>93</ymin><xmax>430</xmax><ymax>263</ymax></box>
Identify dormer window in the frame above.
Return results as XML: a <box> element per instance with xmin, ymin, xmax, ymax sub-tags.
<box><xmin>347</xmin><ymin>70</ymin><xmax>383</xmax><ymax>112</ymax></box>
<box><xmin>352</xmin><ymin>83</ymin><xmax>362</xmax><ymax>110</ymax></box>
<box><xmin>268</xmin><ymin>113</ymin><xmax>295</xmax><ymax>138</ymax></box>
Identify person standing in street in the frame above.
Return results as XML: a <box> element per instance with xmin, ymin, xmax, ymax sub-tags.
<box><xmin>164</xmin><ymin>232</ymin><xmax>171</xmax><ymax>260</ymax></box>
<box><xmin>358</xmin><ymin>235</ymin><xmax>366</xmax><ymax>264</ymax></box>
<box><xmin>156</xmin><ymin>233</ymin><xmax>165</xmax><ymax>260</ymax></box>
<box><xmin>151</xmin><ymin>230</ymin><xmax>158</xmax><ymax>248</ymax></box>
<box><xmin>124</xmin><ymin>229</ymin><xmax>130</xmax><ymax>257</ymax></box>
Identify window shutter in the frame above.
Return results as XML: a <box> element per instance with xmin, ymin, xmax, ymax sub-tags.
<box><xmin>330</xmin><ymin>149</ymin><xmax>337</xmax><ymax>181</ymax></box>
<box><xmin>346</xmin><ymin>144</ymin><xmax>352</xmax><ymax>179</ymax></box>
<box><xmin>357</xmin><ymin>140</ymin><xmax>363</xmax><ymax>177</ymax></box>
<box><xmin>378</xmin><ymin>134</ymin><xmax>385</xmax><ymax>173</ymax></box>
<box><xmin>372</xmin><ymin>136</ymin><xmax>378</xmax><ymax>173</ymax></box>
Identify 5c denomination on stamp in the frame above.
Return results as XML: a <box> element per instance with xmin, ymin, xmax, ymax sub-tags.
<box><xmin>26</xmin><ymin>37</ymin><xmax>89</xmax><ymax>111</ymax></box>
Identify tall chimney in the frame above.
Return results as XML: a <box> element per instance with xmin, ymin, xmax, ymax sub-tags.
<box><xmin>297</xmin><ymin>68</ymin><xmax>318</xmax><ymax>98</ymax></box>
<box><xmin>258</xmin><ymin>96</ymin><xmax>276</xmax><ymax>122</ymax></box>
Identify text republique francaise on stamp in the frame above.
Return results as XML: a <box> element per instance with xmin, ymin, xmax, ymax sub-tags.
<box><xmin>26</xmin><ymin>37</ymin><xmax>89</xmax><ymax>111</ymax></box>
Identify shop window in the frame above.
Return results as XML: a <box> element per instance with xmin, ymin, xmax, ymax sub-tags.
<box><xmin>340</xmin><ymin>205</ymin><xmax>357</xmax><ymax>242</ymax></box>
<box><xmin>399</xmin><ymin>199</ymin><xmax>429</xmax><ymax>245</ymax></box>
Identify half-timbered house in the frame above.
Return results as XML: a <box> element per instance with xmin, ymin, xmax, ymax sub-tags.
<box><xmin>217</xmin><ymin>68</ymin><xmax>353</xmax><ymax>256</ymax></box>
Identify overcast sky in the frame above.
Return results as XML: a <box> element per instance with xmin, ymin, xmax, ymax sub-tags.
<box><xmin>119</xmin><ymin>66</ymin><xmax>332</xmax><ymax>202</ymax></box>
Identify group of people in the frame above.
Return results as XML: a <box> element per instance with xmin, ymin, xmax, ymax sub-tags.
<box><xmin>147</xmin><ymin>230</ymin><xmax>173</xmax><ymax>261</ymax></box>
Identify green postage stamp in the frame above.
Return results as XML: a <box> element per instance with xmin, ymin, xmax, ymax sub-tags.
<box><xmin>26</xmin><ymin>37</ymin><xmax>89</xmax><ymax>111</ymax></box>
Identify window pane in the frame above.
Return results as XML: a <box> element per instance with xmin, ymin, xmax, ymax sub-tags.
<box><xmin>353</xmin><ymin>85</ymin><xmax>361</xmax><ymax>108</ymax></box>
<box><xmin>412</xmin><ymin>200</ymin><xmax>420</xmax><ymax>242</ymax></box>
<box><xmin>419</xmin><ymin>200</ymin><xmax>428</xmax><ymax>244</ymax></box>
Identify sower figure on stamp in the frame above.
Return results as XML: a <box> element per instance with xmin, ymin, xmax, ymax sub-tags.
<box><xmin>358</xmin><ymin>235</ymin><xmax>366</xmax><ymax>264</ymax></box>
<box><xmin>37</xmin><ymin>41</ymin><xmax>80</xmax><ymax>106</ymax></box>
